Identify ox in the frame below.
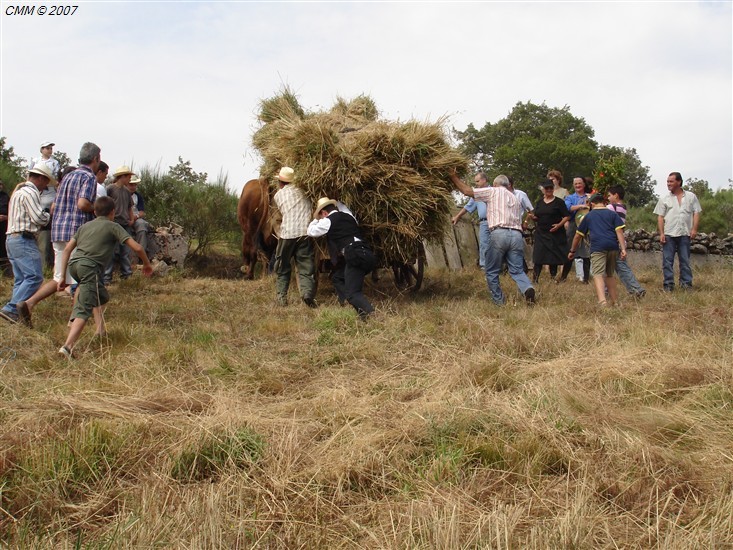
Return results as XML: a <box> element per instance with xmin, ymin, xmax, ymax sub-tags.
<box><xmin>237</xmin><ymin>178</ymin><xmax>277</xmax><ymax>279</ymax></box>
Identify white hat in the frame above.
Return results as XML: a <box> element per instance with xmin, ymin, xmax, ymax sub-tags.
<box><xmin>40</xmin><ymin>141</ymin><xmax>55</xmax><ymax>148</ymax></box>
<box><xmin>276</xmin><ymin>167</ymin><xmax>294</xmax><ymax>183</ymax></box>
<box><xmin>113</xmin><ymin>165</ymin><xmax>136</xmax><ymax>178</ymax></box>
<box><xmin>313</xmin><ymin>197</ymin><xmax>338</xmax><ymax>218</ymax></box>
<box><xmin>29</xmin><ymin>163</ymin><xmax>58</xmax><ymax>186</ymax></box>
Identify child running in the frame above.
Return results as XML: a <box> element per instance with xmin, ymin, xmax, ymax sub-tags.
<box><xmin>57</xmin><ymin>196</ymin><xmax>152</xmax><ymax>358</ymax></box>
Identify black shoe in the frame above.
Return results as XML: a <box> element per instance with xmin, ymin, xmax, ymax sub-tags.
<box><xmin>16</xmin><ymin>301</ymin><xmax>32</xmax><ymax>328</ymax></box>
<box><xmin>524</xmin><ymin>287</ymin><xmax>536</xmax><ymax>305</ymax></box>
<box><xmin>663</xmin><ymin>285</ymin><xmax>674</xmax><ymax>292</ymax></box>
<box><xmin>303</xmin><ymin>297</ymin><xmax>318</xmax><ymax>309</ymax></box>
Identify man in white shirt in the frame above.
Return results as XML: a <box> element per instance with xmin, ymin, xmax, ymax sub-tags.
<box><xmin>653</xmin><ymin>171</ymin><xmax>702</xmax><ymax>291</ymax></box>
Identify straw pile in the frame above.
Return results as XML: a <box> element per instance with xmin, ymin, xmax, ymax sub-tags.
<box><xmin>252</xmin><ymin>89</ymin><xmax>468</xmax><ymax>263</ymax></box>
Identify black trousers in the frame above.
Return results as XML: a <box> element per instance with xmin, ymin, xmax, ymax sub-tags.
<box><xmin>331</xmin><ymin>260</ymin><xmax>374</xmax><ymax>318</ymax></box>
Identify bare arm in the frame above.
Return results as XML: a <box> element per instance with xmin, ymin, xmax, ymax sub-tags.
<box><xmin>568</xmin><ymin>233</ymin><xmax>583</xmax><ymax>259</ymax></box>
<box><xmin>451</xmin><ymin>208</ymin><xmax>468</xmax><ymax>225</ymax></box>
<box><xmin>448</xmin><ymin>171</ymin><xmax>474</xmax><ymax>197</ymax></box>
<box><xmin>657</xmin><ymin>215</ymin><xmax>666</xmax><ymax>244</ymax></box>
<box><xmin>77</xmin><ymin>197</ymin><xmax>94</xmax><ymax>213</ymax></box>
<box><xmin>690</xmin><ymin>212</ymin><xmax>700</xmax><ymax>239</ymax></box>
<box><xmin>551</xmin><ymin>216</ymin><xmax>570</xmax><ymax>233</ymax></box>
<box><xmin>616</xmin><ymin>227</ymin><xmax>627</xmax><ymax>260</ymax></box>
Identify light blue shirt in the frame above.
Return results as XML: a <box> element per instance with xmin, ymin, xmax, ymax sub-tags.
<box><xmin>463</xmin><ymin>197</ymin><xmax>488</xmax><ymax>221</ymax></box>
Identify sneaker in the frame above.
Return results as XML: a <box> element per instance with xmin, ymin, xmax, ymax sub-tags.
<box><xmin>524</xmin><ymin>287</ymin><xmax>536</xmax><ymax>305</ymax></box>
<box><xmin>58</xmin><ymin>345</ymin><xmax>74</xmax><ymax>359</ymax></box>
<box><xmin>16</xmin><ymin>301</ymin><xmax>32</xmax><ymax>328</ymax></box>
<box><xmin>302</xmin><ymin>297</ymin><xmax>318</xmax><ymax>309</ymax></box>
<box><xmin>0</xmin><ymin>310</ymin><xmax>18</xmax><ymax>324</ymax></box>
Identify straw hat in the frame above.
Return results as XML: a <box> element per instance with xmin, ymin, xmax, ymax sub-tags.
<box><xmin>313</xmin><ymin>197</ymin><xmax>338</xmax><ymax>218</ymax></box>
<box><xmin>130</xmin><ymin>176</ymin><xmax>141</xmax><ymax>185</ymax></box>
<box><xmin>276</xmin><ymin>167</ymin><xmax>294</xmax><ymax>183</ymax></box>
<box><xmin>113</xmin><ymin>165</ymin><xmax>136</xmax><ymax>178</ymax></box>
<box><xmin>28</xmin><ymin>163</ymin><xmax>58</xmax><ymax>186</ymax></box>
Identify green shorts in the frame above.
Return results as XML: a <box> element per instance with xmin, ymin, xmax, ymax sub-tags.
<box><xmin>590</xmin><ymin>250</ymin><xmax>618</xmax><ymax>278</ymax></box>
<box><xmin>69</xmin><ymin>259</ymin><xmax>109</xmax><ymax>320</ymax></box>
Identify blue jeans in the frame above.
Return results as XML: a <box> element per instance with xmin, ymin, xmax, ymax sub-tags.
<box><xmin>478</xmin><ymin>221</ymin><xmax>490</xmax><ymax>268</ymax></box>
<box><xmin>662</xmin><ymin>235</ymin><xmax>692</xmax><ymax>289</ymax></box>
<box><xmin>2</xmin><ymin>234</ymin><xmax>44</xmax><ymax>315</ymax></box>
<box><xmin>616</xmin><ymin>257</ymin><xmax>645</xmax><ymax>295</ymax></box>
<box><xmin>484</xmin><ymin>228</ymin><xmax>533</xmax><ymax>305</ymax></box>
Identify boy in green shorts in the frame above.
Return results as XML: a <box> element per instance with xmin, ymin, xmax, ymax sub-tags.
<box><xmin>57</xmin><ymin>196</ymin><xmax>152</xmax><ymax>358</ymax></box>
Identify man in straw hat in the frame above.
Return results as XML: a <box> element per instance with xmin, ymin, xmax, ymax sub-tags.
<box><xmin>272</xmin><ymin>166</ymin><xmax>317</xmax><ymax>307</ymax></box>
<box><xmin>0</xmin><ymin>164</ymin><xmax>54</xmax><ymax>324</ymax></box>
<box><xmin>449</xmin><ymin>170</ymin><xmax>536</xmax><ymax>306</ymax></box>
<box><xmin>307</xmin><ymin>197</ymin><xmax>376</xmax><ymax>320</ymax></box>
<box><xmin>103</xmin><ymin>165</ymin><xmax>136</xmax><ymax>284</ymax></box>
<box><xmin>15</xmin><ymin>142</ymin><xmax>101</xmax><ymax>327</ymax></box>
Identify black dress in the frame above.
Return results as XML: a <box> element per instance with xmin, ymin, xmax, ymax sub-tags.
<box><xmin>533</xmin><ymin>197</ymin><xmax>570</xmax><ymax>266</ymax></box>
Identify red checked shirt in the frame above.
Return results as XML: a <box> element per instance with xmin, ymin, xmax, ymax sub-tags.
<box><xmin>473</xmin><ymin>186</ymin><xmax>523</xmax><ymax>231</ymax></box>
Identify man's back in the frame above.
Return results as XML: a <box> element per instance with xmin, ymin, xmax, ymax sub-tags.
<box><xmin>52</xmin><ymin>166</ymin><xmax>96</xmax><ymax>242</ymax></box>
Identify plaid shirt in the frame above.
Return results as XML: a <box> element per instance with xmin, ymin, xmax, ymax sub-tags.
<box><xmin>274</xmin><ymin>184</ymin><xmax>312</xmax><ymax>239</ymax></box>
<box><xmin>51</xmin><ymin>165</ymin><xmax>96</xmax><ymax>242</ymax></box>
<box><xmin>474</xmin><ymin>186</ymin><xmax>523</xmax><ymax>231</ymax></box>
<box><xmin>6</xmin><ymin>182</ymin><xmax>50</xmax><ymax>233</ymax></box>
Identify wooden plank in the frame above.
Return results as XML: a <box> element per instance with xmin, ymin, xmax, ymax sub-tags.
<box><xmin>423</xmin><ymin>240</ymin><xmax>447</xmax><ymax>269</ymax></box>
<box><xmin>443</xmin><ymin>227</ymin><xmax>463</xmax><ymax>270</ymax></box>
<box><xmin>452</xmin><ymin>218</ymin><xmax>480</xmax><ymax>269</ymax></box>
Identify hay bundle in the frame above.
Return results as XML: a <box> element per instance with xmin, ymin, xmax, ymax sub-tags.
<box><xmin>252</xmin><ymin>90</ymin><xmax>468</xmax><ymax>262</ymax></box>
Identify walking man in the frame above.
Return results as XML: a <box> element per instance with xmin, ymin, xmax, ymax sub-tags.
<box><xmin>272</xmin><ymin>167</ymin><xmax>317</xmax><ymax>307</ymax></box>
<box><xmin>0</xmin><ymin>165</ymin><xmax>54</xmax><ymax>324</ymax></box>
<box><xmin>449</xmin><ymin>171</ymin><xmax>536</xmax><ymax>305</ymax></box>
<box><xmin>653</xmin><ymin>172</ymin><xmax>702</xmax><ymax>291</ymax></box>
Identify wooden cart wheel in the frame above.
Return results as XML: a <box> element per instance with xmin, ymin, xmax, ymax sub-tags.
<box><xmin>391</xmin><ymin>241</ymin><xmax>425</xmax><ymax>292</ymax></box>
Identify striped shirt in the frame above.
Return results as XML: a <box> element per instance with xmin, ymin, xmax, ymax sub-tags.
<box><xmin>274</xmin><ymin>184</ymin><xmax>312</xmax><ymax>239</ymax></box>
<box><xmin>6</xmin><ymin>181</ymin><xmax>51</xmax><ymax>234</ymax></box>
<box><xmin>51</xmin><ymin>165</ymin><xmax>96</xmax><ymax>242</ymax></box>
<box><xmin>474</xmin><ymin>186</ymin><xmax>523</xmax><ymax>231</ymax></box>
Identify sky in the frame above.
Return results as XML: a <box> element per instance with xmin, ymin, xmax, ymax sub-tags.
<box><xmin>1</xmin><ymin>1</ymin><xmax>731</xmax><ymax>199</ymax></box>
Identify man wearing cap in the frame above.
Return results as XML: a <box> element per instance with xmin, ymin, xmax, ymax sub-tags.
<box><xmin>29</xmin><ymin>141</ymin><xmax>61</xmax><ymax>181</ymax></box>
<box><xmin>449</xmin><ymin>170</ymin><xmax>536</xmax><ymax>306</ymax></box>
<box><xmin>307</xmin><ymin>197</ymin><xmax>376</xmax><ymax>319</ymax></box>
<box><xmin>653</xmin><ymin>172</ymin><xmax>702</xmax><ymax>291</ymax></box>
<box><xmin>14</xmin><ymin>143</ymin><xmax>100</xmax><ymax>326</ymax></box>
<box><xmin>103</xmin><ymin>166</ymin><xmax>136</xmax><ymax>284</ymax></box>
<box><xmin>272</xmin><ymin>167</ymin><xmax>317</xmax><ymax>307</ymax></box>
<box><xmin>0</xmin><ymin>165</ymin><xmax>53</xmax><ymax>324</ymax></box>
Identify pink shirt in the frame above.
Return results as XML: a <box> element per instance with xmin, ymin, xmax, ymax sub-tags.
<box><xmin>473</xmin><ymin>186</ymin><xmax>523</xmax><ymax>231</ymax></box>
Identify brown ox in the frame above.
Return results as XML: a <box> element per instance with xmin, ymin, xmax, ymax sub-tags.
<box><xmin>237</xmin><ymin>178</ymin><xmax>277</xmax><ymax>279</ymax></box>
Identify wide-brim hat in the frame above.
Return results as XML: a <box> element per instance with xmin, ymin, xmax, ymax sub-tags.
<box><xmin>29</xmin><ymin>163</ymin><xmax>57</xmax><ymax>186</ymax></box>
<box><xmin>313</xmin><ymin>197</ymin><xmax>338</xmax><ymax>218</ymax></box>
<box><xmin>40</xmin><ymin>141</ymin><xmax>55</xmax><ymax>148</ymax></box>
<box><xmin>113</xmin><ymin>165</ymin><xmax>136</xmax><ymax>178</ymax></box>
<box><xmin>276</xmin><ymin>167</ymin><xmax>294</xmax><ymax>183</ymax></box>
<box><xmin>129</xmin><ymin>176</ymin><xmax>141</xmax><ymax>184</ymax></box>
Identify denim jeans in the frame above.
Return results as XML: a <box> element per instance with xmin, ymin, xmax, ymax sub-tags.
<box><xmin>484</xmin><ymin>228</ymin><xmax>533</xmax><ymax>305</ymax></box>
<box><xmin>662</xmin><ymin>235</ymin><xmax>692</xmax><ymax>288</ymax></box>
<box><xmin>616</xmin><ymin>257</ymin><xmax>645</xmax><ymax>294</ymax></box>
<box><xmin>478</xmin><ymin>221</ymin><xmax>490</xmax><ymax>268</ymax></box>
<box><xmin>2</xmin><ymin>234</ymin><xmax>44</xmax><ymax>315</ymax></box>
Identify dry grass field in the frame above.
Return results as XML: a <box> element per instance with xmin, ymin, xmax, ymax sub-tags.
<box><xmin>1</xmin><ymin>257</ymin><xmax>732</xmax><ymax>548</ymax></box>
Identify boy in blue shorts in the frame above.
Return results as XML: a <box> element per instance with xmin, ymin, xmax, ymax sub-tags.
<box><xmin>56</xmin><ymin>196</ymin><xmax>152</xmax><ymax>358</ymax></box>
<box><xmin>568</xmin><ymin>193</ymin><xmax>627</xmax><ymax>307</ymax></box>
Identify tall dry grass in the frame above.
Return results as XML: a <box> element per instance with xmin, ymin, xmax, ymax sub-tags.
<box><xmin>0</xmin><ymin>260</ymin><xmax>731</xmax><ymax>548</ymax></box>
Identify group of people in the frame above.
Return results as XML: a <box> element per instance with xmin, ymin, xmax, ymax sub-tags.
<box><xmin>0</xmin><ymin>141</ymin><xmax>154</xmax><ymax>358</ymax></box>
<box><xmin>449</xmin><ymin>169</ymin><xmax>702</xmax><ymax>306</ymax></box>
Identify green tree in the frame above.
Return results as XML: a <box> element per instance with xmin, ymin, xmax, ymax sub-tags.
<box><xmin>596</xmin><ymin>145</ymin><xmax>656</xmax><ymax>207</ymax></box>
<box><xmin>454</xmin><ymin>102</ymin><xmax>598</xmax><ymax>200</ymax></box>
<box><xmin>168</xmin><ymin>157</ymin><xmax>208</xmax><ymax>186</ymax></box>
<box><xmin>52</xmin><ymin>150</ymin><xmax>72</xmax><ymax>174</ymax></box>
<box><xmin>685</xmin><ymin>177</ymin><xmax>713</xmax><ymax>198</ymax></box>
<box><xmin>0</xmin><ymin>137</ymin><xmax>27</xmax><ymax>187</ymax></box>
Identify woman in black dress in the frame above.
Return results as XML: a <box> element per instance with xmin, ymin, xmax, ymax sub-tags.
<box><xmin>530</xmin><ymin>179</ymin><xmax>571</xmax><ymax>282</ymax></box>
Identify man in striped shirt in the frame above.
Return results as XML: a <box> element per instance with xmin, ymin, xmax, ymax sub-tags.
<box><xmin>0</xmin><ymin>165</ymin><xmax>54</xmax><ymax>324</ymax></box>
<box><xmin>450</xmin><ymin>171</ymin><xmax>536</xmax><ymax>305</ymax></box>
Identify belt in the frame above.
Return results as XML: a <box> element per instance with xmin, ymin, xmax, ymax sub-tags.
<box><xmin>9</xmin><ymin>231</ymin><xmax>36</xmax><ymax>239</ymax></box>
<box><xmin>489</xmin><ymin>226</ymin><xmax>522</xmax><ymax>232</ymax></box>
